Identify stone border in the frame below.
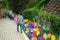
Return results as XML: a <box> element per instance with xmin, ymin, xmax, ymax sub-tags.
<box><xmin>19</xmin><ymin>25</ymin><xmax>29</xmax><ymax>40</ymax></box>
<box><xmin>22</xmin><ymin>30</ymin><xmax>29</xmax><ymax>40</ymax></box>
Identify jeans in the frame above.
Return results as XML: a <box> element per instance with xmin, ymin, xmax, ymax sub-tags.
<box><xmin>8</xmin><ymin>15</ymin><xmax>13</xmax><ymax>20</ymax></box>
<box><xmin>17</xmin><ymin>24</ymin><xmax>22</xmax><ymax>32</ymax></box>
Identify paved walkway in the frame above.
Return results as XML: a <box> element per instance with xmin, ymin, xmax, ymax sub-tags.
<box><xmin>0</xmin><ymin>18</ymin><xmax>25</xmax><ymax>40</ymax></box>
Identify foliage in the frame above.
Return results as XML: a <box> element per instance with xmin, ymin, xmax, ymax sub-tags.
<box><xmin>38</xmin><ymin>7</ymin><xmax>60</xmax><ymax>36</ymax></box>
<box><xmin>8</xmin><ymin>0</ymin><xmax>29</xmax><ymax>13</ymax></box>
<box><xmin>26</xmin><ymin>0</ymin><xmax>40</xmax><ymax>8</ymax></box>
<box><xmin>26</xmin><ymin>0</ymin><xmax>49</xmax><ymax>9</ymax></box>
<box><xmin>23</xmin><ymin>0</ymin><xmax>49</xmax><ymax>20</ymax></box>
<box><xmin>23</xmin><ymin>8</ymin><xmax>39</xmax><ymax>20</ymax></box>
<box><xmin>2</xmin><ymin>0</ymin><xmax>9</xmax><ymax>9</ymax></box>
<box><xmin>33</xmin><ymin>0</ymin><xmax>49</xmax><ymax>9</ymax></box>
<box><xmin>50</xmin><ymin>14</ymin><xmax>60</xmax><ymax>36</ymax></box>
<box><xmin>8</xmin><ymin>0</ymin><xmax>49</xmax><ymax>13</ymax></box>
<box><xmin>38</xmin><ymin>6</ymin><xmax>51</xmax><ymax>21</ymax></box>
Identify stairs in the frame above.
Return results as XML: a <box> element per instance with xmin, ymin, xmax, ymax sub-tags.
<box><xmin>45</xmin><ymin>0</ymin><xmax>60</xmax><ymax>16</ymax></box>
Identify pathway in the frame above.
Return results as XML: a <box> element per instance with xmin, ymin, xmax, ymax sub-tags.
<box><xmin>0</xmin><ymin>18</ymin><xmax>25</xmax><ymax>40</ymax></box>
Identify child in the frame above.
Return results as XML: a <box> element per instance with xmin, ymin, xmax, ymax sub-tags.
<box><xmin>17</xmin><ymin>12</ymin><xmax>24</xmax><ymax>33</ymax></box>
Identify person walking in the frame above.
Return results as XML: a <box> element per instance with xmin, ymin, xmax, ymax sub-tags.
<box><xmin>17</xmin><ymin>12</ymin><xmax>24</xmax><ymax>33</ymax></box>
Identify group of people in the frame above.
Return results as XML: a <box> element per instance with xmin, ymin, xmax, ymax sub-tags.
<box><xmin>8</xmin><ymin>10</ymin><xmax>24</xmax><ymax>33</ymax></box>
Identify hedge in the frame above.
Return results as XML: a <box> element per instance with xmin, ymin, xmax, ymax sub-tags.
<box><xmin>23</xmin><ymin>8</ymin><xmax>39</xmax><ymax>20</ymax></box>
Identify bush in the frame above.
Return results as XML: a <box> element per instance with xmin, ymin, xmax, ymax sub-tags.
<box><xmin>23</xmin><ymin>0</ymin><xmax>49</xmax><ymax>20</ymax></box>
<box><xmin>34</xmin><ymin>0</ymin><xmax>49</xmax><ymax>9</ymax></box>
<box><xmin>38</xmin><ymin>7</ymin><xmax>60</xmax><ymax>36</ymax></box>
<box><xmin>23</xmin><ymin>8</ymin><xmax>39</xmax><ymax>20</ymax></box>
<box><xmin>50</xmin><ymin>14</ymin><xmax>60</xmax><ymax>36</ymax></box>
<box><xmin>26</xmin><ymin>0</ymin><xmax>40</xmax><ymax>8</ymax></box>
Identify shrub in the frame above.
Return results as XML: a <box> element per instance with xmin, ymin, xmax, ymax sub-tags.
<box><xmin>23</xmin><ymin>8</ymin><xmax>39</xmax><ymax>20</ymax></box>
<box><xmin>50</xmin><ymin>14</ymin><xmax>60</xmax><ymax>36</ymax></box>
<box><xmin>38</xmin><ymin>7</ymin><xmax>60</xmax><ymax>36</ymax></box>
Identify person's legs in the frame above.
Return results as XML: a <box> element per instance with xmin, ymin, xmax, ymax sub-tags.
<box><xmin>12</xmin><ymin>17</ymin><xmax>14</xmax><ymax>20</ymax></box>
<box><xmin>10</xmin><ymin>15</ymin><xmax>12</xmax><ymax>20</ymax></box>
<box><xmin>17</xmin><ymin>24</ymin><xmax>19</xmax><ymax>32</ymax></box>
<box><xmin>17</xmin><ymin>23</ymin><xmax>23</xmax><ymax>33</ymax></box>
<box><xmin>9</xmin><ymin>15</ymin><xmax>12</xmax><ymax>20</ymax></box>
<box><xmin>20</xmin><ymin>25</ymin><xmax>23</xmax><ymax>33</ymax></box>
<box><xmin>8</xmin><ymin>15</ymin><xmax>10</xmax><ymax>18</ymax></box>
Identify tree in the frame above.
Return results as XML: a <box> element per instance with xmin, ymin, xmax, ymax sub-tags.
<box><xmin>1</xmin><ymin>0</ymin><xmax>9</xmax><ymax>9</ymax></box>
<box><xmin>8</xmin><ymin>0</ymin><xmax>29</xmax><ymax>13</ymax></box>
<box><xmin>0</xmin><ymin>1</ymin><xmax>2</xmax><ymax>12</ymax></box>
<box><xmin>26</xmin><ymin>0</ymin><xmax>40</xmax><ymax>8</ymax></box>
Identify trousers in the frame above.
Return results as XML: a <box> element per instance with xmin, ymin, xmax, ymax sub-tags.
<box><xmin>17</xmin><ymin>24</ymin><xmax>22</xmax><ymax>32</ymax></box>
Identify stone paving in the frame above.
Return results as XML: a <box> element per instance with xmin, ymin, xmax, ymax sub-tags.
<box><xmin>0</xmin><ymin>18</ymin><xmax>25</xmax><ymax>40</ymax></box>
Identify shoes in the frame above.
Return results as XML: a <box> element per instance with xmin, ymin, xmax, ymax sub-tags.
<box><xmin>21</xmin><ymin>31</ymin><xmax>22</xmax><ymax>33</ymax></box>
<box><xmin>21</xmin><ymin>30</ymin><xmax>23</xmax><ymax>33</ymax></box>
<box><xmin>17</xmin><ymin>30</ymin><xmax>19</xmax><ymax>32</ymax></box>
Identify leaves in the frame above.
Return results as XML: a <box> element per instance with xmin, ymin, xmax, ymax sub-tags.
<box><xmin>50</xmin><ymin>14</ymin><xmax>60</xmax><ymax>35</ymax></box>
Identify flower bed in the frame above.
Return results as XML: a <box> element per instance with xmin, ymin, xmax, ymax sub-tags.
<box><xmin>20</xmin><ymin>19</ymin><xmax>60</xmax><ymax>40</ymax></box>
